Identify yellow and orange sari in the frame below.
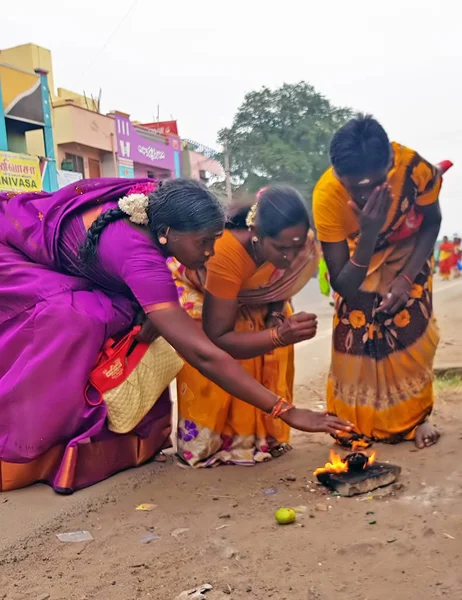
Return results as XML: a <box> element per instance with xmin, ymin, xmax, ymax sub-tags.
<box><xmin>168</xmin><ymin>230</ymin><xmax>318</xmax><ymax>467</ymax></box>
<box><xmin>439</xmin><ymin>241</ymin><xmax>454</xmax><ymax>279</ymax></box>
<box><xmin>313</xmin><ymin>143</ymin><xmax>443</xmax><ymax>443</ymax></box>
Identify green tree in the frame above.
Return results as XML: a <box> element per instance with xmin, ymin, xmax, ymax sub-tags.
<box><xmin>218</xmin><ymin>81</ymin><xmax>352</xmax><ymax>199</ymax></box>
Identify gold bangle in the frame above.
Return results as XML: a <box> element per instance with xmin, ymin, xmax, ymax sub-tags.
<box><xmin>271</xmin><ymin>327</ymin><xmax>285</xmax><ymax>348</ymax></box>
<box><xmin>270</xmin><ymin>397</ymin><xmax>294</xmax><ymax>419</ymax></box>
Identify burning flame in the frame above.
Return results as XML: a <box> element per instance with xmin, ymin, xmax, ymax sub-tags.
<box><xmin>351</xmin><ymin>440</ymin><xmax>370</xmax><ymax>450</ymax></box>
<box><xmin>313</xmin><ymin>450</ymin><xmax>348</xmax><ymax>476</ymax></box>
<box><xmin>313</xmin><ymin>449</ymin><xmax>376</xmax><ymax>476</ymax></box>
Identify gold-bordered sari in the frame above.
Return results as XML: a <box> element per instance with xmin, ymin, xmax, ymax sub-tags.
<box><xmin>168</xmin><ymin>230</ymin><xmax>319</xmax><ymax>466</ymax></box>
<box><xmin>313</xmin><ymin>143</ymin><xmax>443</xmax><ymax>442</ymax></box>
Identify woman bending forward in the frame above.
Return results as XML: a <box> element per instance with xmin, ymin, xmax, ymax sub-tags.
<box><xmin>313</xmin><ymin>115</ymin><xmax>451</xmax><ymax>449</ymax></box>
<box><xmin>0</xmin><ymin>178</ymin><xmax>350</xmax><ymax>493</ymax></box>
<box><xmin>170</xmin><ymin>185</ymin><xmax>320</xmax><ymax>466</ymax></box>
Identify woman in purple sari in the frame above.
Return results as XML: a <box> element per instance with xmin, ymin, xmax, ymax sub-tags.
<box><xmin>0</xmin><ymin>177</ymin><xmax>351</xmax><ymax>494</ymax></box>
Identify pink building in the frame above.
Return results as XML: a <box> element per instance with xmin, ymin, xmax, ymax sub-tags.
<box><xmin>181</xmin><ymin>139</ymin><xmax>224</xmax><ymax>184</ymax></box>
<box><xmin>53</xmin><ymin>96</ymin><xmax>117</xmax><ymax>180</ymax></box>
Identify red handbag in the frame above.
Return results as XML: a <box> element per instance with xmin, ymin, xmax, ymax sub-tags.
<box><xmin>86</xmin><ymin>326</ymin><xmax>149</xmax><ymax>406</ymax></box>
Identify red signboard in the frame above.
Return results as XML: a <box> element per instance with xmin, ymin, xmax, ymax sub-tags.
<box><xmin>142</xmin><ymin>120</ymin><xmax>179</xmax><ymax>137</ymax></box>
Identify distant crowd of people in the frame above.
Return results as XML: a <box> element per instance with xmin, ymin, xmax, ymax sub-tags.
<box><xmin>438</xmin><ymin>235</ymin><xmax>461</xmax><ymax>279</ymax></box>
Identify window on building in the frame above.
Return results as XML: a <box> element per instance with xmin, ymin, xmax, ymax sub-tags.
<box><xmin>63</xmin><ymin>153</ymin><xmax>85</xmax><ymax>176</ymax></box>
<box><xmin>147</xmin><ymin>169</ymin><xmax>155</xmax><ymax>179</ymax></box>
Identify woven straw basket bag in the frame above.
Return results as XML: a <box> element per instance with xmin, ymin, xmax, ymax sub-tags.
<box><xmin>105</xmin><ymin>337</ymin><xmax>183</xmax><ymax>433</ymax></box>
<box><xmin>88</xmin><ymin>329</ymin><xmax>184</xmax><ymax>435</ymax></box>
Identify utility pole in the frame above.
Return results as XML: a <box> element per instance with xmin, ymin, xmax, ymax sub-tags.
<box><xmin>223</xmin><ymin>140</ymin><xmax>232</xmax><ymax>203</ymax></box>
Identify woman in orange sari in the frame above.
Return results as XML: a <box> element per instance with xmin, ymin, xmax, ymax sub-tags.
<box><xmin>169</xmin><ymin>185</ymin><xmax>324</xmax><ymax>466</ymax></box>
<box><xmin>313</xmin><ymin>115</ymin><xmax>452</xmax><ymax>450</ymax></box>
<box><xmin>453</xmin><ymin>237</ymin><xmax>462</xmax><ymax>278</ymax></box>
<box><xmin>438</xmin><ymin>236</ymin><xmax>454</xmax><ymax>280</ymax></box>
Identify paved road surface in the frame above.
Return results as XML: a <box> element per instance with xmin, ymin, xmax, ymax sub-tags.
<box><xmin>0</xmin><ymin>278</ymin><xmax>461</xmax><ymax>554</ymax></box>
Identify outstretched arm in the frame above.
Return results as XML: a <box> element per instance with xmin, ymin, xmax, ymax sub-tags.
<box><xmin>148</xmin><ymin>305</ymin><xmax>352</xmax><ymax>435</ymax></box>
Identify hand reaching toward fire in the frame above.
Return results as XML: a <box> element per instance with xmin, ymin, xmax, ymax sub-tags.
<box><xmin>282</xmin><ymin>408</ymin><xmax>353</xmax><ymax>435</ymax></box>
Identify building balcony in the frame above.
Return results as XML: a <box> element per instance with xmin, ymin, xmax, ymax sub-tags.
<box><xmin>53</xmin><ymin>101</ymin><xmax>115</xmax><ymax>153</ymax></box>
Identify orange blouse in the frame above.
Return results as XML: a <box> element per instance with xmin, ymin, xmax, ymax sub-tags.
<box><xmin>205</xmin><ymin>230</ymin><xmax>275</xmax><ymax>299</ymax></box>
<box><xmin>313</xmin><ymin>142</ymin><xmax>442</xmax><ymax>244</ymax></box>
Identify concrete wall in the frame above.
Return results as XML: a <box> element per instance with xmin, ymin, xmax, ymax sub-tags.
<box><xmin>53</xmin><ymin>103</ymin><xmax>115</xmax><ymax>153</ymax></box>
<box><xmin>56</xmin><ymin>88</ymin><xmax>99</xmax><ymax>111</ymax></box>
<box><xmin>5</xmin><ymin>122</ymin><xmax>27</xmax><ymax>153</ymax></box>
<box><xmin>57</xmin><ymin>142</ymin><xmax>106</xmax><ymax>179</ymax></box>
<box><xmin>0</xmin><ymin>44</ymin><xmax>55</xmax><ymax>97</ymax></box>
<box><xmin>133</xmin><ymin>162</ymin><xmax>171</xmax><ymax>180</ymax></box>
<box><xmin>187</xmin><ymin>150</ymin><xmax>224</xmax><ymax>180</ymax></box>
<box><xmin>101</xmin><ymin>152</ymin><xmax>117</xmax><ymax>178</ymax></box>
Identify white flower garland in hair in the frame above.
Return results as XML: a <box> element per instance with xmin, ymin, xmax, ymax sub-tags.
<box><xmin>118</xmin><ymin>193</ymin><xmax>149</xmax><ymax>225</ymax></box>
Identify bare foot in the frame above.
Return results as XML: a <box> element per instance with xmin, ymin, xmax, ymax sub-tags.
<box><xmin>270</xmin><ymin>443</ymin><xmax>292</xmax><ymax>458</ymax></box>
<box><xmin>415</xmin><ymin>422</ymin><xmax>440</xmax><ymax>449</ymax></box>
<box><xmin>153</xmin><ymin>451</ymin><xmax>168</xmax><ymax>463</ymax></box>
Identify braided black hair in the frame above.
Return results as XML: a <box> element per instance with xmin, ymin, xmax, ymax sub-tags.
<box><xmin>330</xmin><ymin>114</ymin><xmax>391</xmax><ymax>178</ymax></box>
<box><xmin>79</xmin><ymin>207</ymin><xmax>126</xmax><ymax>264</ymax></box>
<box><xmin>79</xmin><ymin>178</ymin><xmax>225</xmax><ymax>265</ymax></box>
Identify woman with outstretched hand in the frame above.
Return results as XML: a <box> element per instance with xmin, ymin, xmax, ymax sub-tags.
<box><xmin>0</xmin><ymin>178</ymin><xmax>351</xmax><ymax>493</ymax></box>
<box><xmin>169</xmin><ymin>185</ymin><xmax>323</xmax><ymax>466</ymax></box>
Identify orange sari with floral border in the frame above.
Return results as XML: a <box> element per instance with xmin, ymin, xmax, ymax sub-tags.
<box><xmin>313</xmin><ymin>143</ymin><xmax>442</xmax><ymax>442</ymax></box>
<box><xmin>168</xmin><ymin>230</ymin><xmax>318</xmax><ymax>466</ymax></box>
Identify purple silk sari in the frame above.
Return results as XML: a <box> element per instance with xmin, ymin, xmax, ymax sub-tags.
<box><xmin>0</xmin><ymin>179</ymin><xmax>172</xmax><ymax>493</ymax></box>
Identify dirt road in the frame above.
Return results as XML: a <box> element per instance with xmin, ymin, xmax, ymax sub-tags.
<box><xmin>1</xmin><ymin>279</ymin><xmax>461</xmax><ymax>600</ymax></box>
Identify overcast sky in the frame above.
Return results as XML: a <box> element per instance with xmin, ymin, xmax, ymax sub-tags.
<box><xmin>3</xmin><ymin>0</ymin><xmax>460</xmax><ymax>234</ymax></box>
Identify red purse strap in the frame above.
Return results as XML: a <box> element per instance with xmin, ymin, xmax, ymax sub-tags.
<box><xmin>84</xmin><ymin>383</ymin><xmax>103</xmax><ymax>406</ymax></box>
<box><xmin>86</xmin><ymin>325</ymin><xmax>143</xmax><ymax>406</ymax></box>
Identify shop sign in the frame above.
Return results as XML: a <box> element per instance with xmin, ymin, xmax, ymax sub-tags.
<box><xmin>0</xmin><ymin>150</ymin><xmax>42</xmax><ymax>192</ymax></box>
<box><xmin>115</xmin><ymin>115</ymin><xmax>175</xmax><ymax>171</ymax></box>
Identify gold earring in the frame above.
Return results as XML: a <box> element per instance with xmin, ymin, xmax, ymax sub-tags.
<box><xmin>158</xmin><ymin>227</ymin><xmax>170</xmax><ymax>245</ymax></box>
<box><xmin>252</xmin><ymin>236</ymin><xmax>259</xmax><ymax>243</ymax></box>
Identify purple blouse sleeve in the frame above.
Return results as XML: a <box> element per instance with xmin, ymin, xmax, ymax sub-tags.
<box><xmin>97</xmin><ymin>218</ymin><xmax>179</xmax><ymax>312</ymax></box>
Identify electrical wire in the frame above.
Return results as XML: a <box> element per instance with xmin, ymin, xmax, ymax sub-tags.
<box><xmin>79</xmin><ymin>0</ymin><xmax>140</xmax><ymax>80</ymax></box>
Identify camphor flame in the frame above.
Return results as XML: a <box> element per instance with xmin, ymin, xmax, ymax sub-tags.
<box><xmin>313</xmin><ymin>450</ymin><xmax>348</xmax><ymax>477</ymax></box>
<box><xmin>313</xmin><ymin>449</ymin><xmax>376</xmax><ymax>477</ymax></box>
<box><xmin>366</xmin><ymin>451</ymin><xmax>376</xmax><ymax>467</ymax></box>
<box><xmin>351</xmin><ymin>440</ymin><xmax>370</xmax><ymax>450</ymax></box>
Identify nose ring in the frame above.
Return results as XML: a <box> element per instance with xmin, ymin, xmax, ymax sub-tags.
<box><xmin>204</xmin><ymin>251</ymin><xmax>211</xmax><ymax>257</ymax></box>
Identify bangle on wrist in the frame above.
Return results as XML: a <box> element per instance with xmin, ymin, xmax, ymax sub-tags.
<box><xmin>270</xmin><ymin>326</ymin><xmax>285</xmax><ymax>348</ymax></box>
<box><xmin>401</xmin><ymin>273</ymin><xmax>413</xmax><ymax>286</ymax></box>
<box><xmin>350</xmin><ymin>257</ymin><xmax>368</xmax><ymax>269</ymax></box>
<box><xmin>270</xmin><ymin>397</ymin><xmax>294</xmax><ymax>419</ymax></box>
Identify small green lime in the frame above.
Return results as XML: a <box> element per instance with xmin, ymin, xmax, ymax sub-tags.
<box><xmin>275</xmin><ymin>507</ymin><xmax>296</xmax><ymax>525</ymax></box>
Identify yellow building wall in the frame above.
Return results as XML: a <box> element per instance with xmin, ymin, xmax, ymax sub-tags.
<box><xmin>56</xmin><ymin>88</ymin><xmax>99</xmax><ymax>112</ymax></box>
<box><xmin>0</xmin><ymin>44</ymin><xmax>55</xmax><ymax>97</ymax></box>
<box><xmin>0</xmin><ymin>44</ymin><xmax>54</xmax><ymax>157</ymax></box>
